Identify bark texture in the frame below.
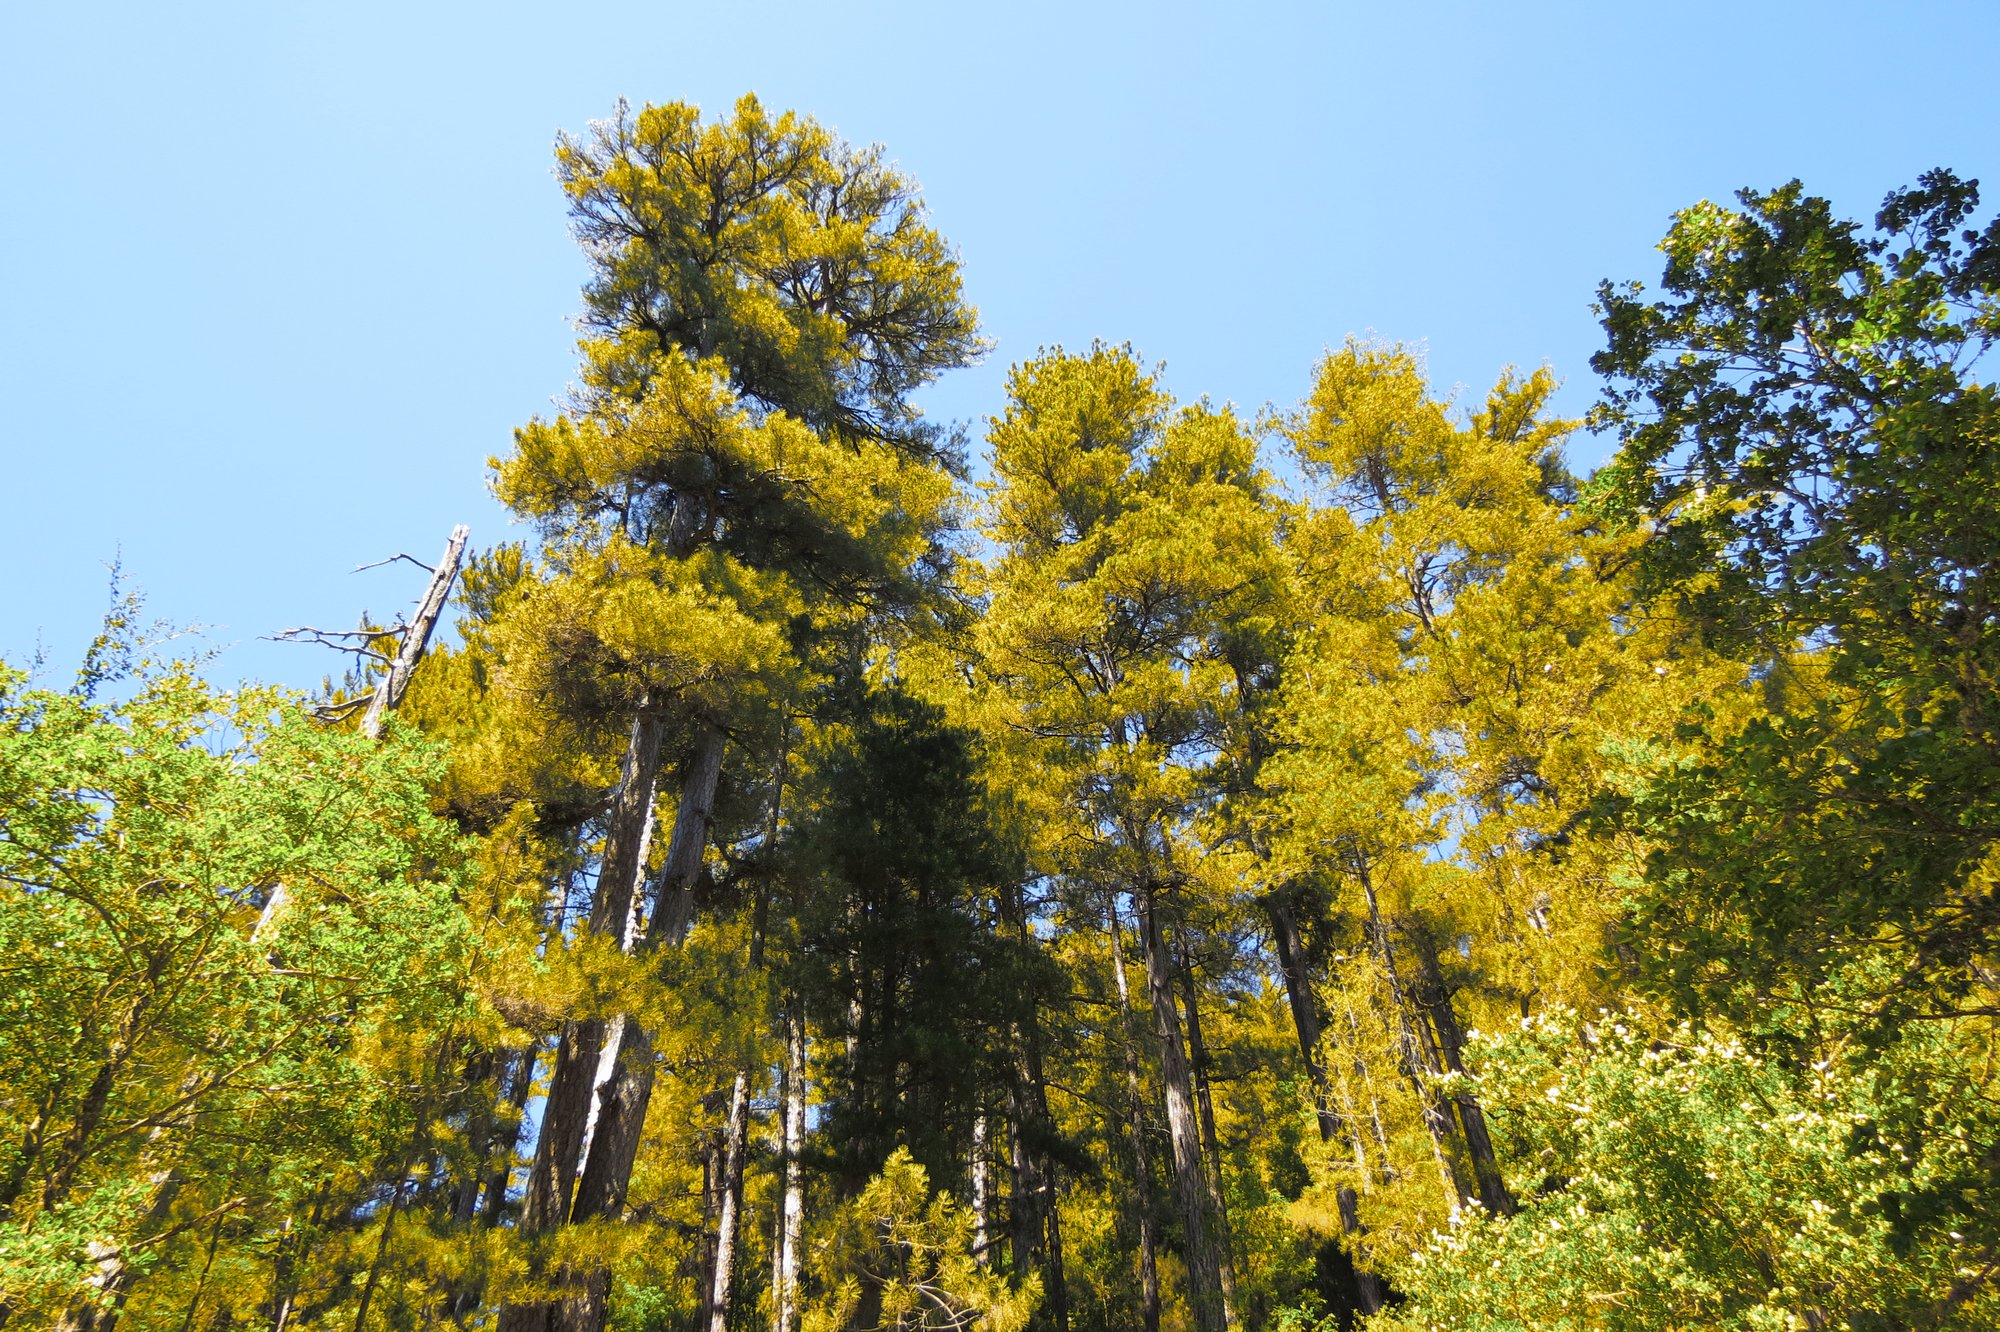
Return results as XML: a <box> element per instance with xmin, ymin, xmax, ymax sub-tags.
<box><xmin>1134</xmin><ymin>883</ymin><xmax>1228</xmax><ymax>1332</ymax></box>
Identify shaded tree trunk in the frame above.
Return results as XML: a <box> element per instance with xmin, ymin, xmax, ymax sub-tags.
<box><xmin>1176</xmin><ymin>942</ymin><xmax>1239</xmax><ymax>1330</ymax></box>
<box><xmin>1264</xmin><ymin>894</ymin><xmax>1344</xmax><ymax>1147</ymax></box>
<box><xmin>1133</xmin><ymin>883</ymin><xmax>1227</xmax><ymax>1332</ymax></box>
<box><xmin>1266</xmin><ymin>895</ymin><xmax>1386</xmax><ymax>1315</ymax></box>
<box><xmin>499</xmin><ymin>712</ymin><xmax>664</xmax><ymax>1332</ymax></box>
<box><xmin>1411</xmin><ymin>932</ymin><xmax>1516</xmax><ymax>1217</ymax></box>
<box><xmin>1355</xmin><ymin>863</ymin><xmax>1466</xmax><ymax>1210</ymax></box>
<box><xmin>1106</xmin><ymin>899</ymin><xmax>1161</xmax><ymax>1332</ymax></box>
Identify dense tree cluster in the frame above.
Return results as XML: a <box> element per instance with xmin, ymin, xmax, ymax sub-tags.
<box><xmin>4</xmin><ymin>97</ymin><xmax>1996</xmax><ymax>1331</ymax></box>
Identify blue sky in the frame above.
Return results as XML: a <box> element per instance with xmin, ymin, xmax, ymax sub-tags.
<box><xmin>3</xmin><ymin>1</ymin><xmax>1994</xmax><ymax>689</ymax></box>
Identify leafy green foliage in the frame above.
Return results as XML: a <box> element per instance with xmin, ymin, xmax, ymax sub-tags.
<box><xmin>1367</xmin><ymin>1006</ymin><xmax>2000</xmax><ymax>1330</ymax></box>
<box><xmin>1590</xmin><ymin>173</ymin><xmax>2000</xmax><ymax>1020</ymax></box>
<box><xmin>0</xmin><ymin>655</ymin><xmax>479</xmax><ymax>1325</ymax></box>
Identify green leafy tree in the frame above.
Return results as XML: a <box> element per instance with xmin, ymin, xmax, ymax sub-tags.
<box><xmin>1367</xmin><ymin>1005</ymin><xmax>2000</xmax><ymax>1330</ymax></box>
<box><xmin>0</xmin><ymin>650</ymin><xmax>478</xmax><ymax>1328</ymax></box>
<box><xmin>1589</xmin><ymin>171</ymin><xmax>2000</xmax><ymax>1022</ymax></box>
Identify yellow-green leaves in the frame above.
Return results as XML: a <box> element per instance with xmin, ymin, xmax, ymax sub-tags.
<box><xmin>557</xmin><ymin>95</ymin><xmax>984</xmax><ymax>447</ymax></box>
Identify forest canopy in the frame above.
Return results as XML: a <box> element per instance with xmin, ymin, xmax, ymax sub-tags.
<box><xmin>4</xmin><ymin>95</ymin><xmax>1997</xmax><ymax>1332</ymax></box>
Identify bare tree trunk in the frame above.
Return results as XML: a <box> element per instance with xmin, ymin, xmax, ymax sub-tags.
<box><xmin>1106</xmin><ymin>899</ymin><xmax>1161</xmax><ymax>1332</ymax></box>
<box><xmin>360</xmin><ymin>525</ymin><xmax>470</xmax><ymax>740</ymax></box>
<box><xmin>771</xmin><ymin>994</ymin><xmax>807</xmax><ymax>1332</ymax></box>
<box><xmin>1134</xmin><ymin>883</ymin><xmax>1227</xmax><ymax>1332</ymax></box>
<box><xmin>1176</xmin><ymin>943</ymin><xmax>1239</xmax><ymax>1330</ymax></box>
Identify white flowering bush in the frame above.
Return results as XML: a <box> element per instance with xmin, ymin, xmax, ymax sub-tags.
<box><xmin>1364</xmin><ymin>1008</ymin><xmax>1998</xmax><ymax>1330</ymax></box>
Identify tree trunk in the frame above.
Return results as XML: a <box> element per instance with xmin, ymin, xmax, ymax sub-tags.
<box><xmin>1264</xmin><ymin>895</ymin><xmax>1345</xmax><ymax>1147</ymax></box>
<box><xmin>499</xmin><ymin>713</ymin><xmax>664</xmax><ymax>1332</ymax></box>
<box><xmin>1134</xmin><ymin>883</ymin><xmax>1227</xmax><ymax>1332</ymax></box>
<box><xmin>1354</xmin><ymin>863</ymin><xmax>1468</xmax><ymax>1212</ymax></box>
<box><xmin>1340</xmin><ymin>994</ymin><xmax>1395</xmax><ymax>1181</ymax></box>
<box><xmin>1266</xmin><ymin>897</ymin><xmax>1386</xmax><ymax>1314</ymax></box>
<box><xmin>1106</xmin><ymin>899</ymin><xmax>1162</xmax><ymax>1332</ymax></box>
<box><xmin>1411</xmin><ymin>932</ymin><xmax>1516</xmax><ymax>1217</ymax></box>
<box><xmin>771</xmin><ymin>993</ymin><xmax>807</xmax><ymax>1332</ymax></box>
<box><xmin>997</xmin><ymin>881</ymin><xmax>1067</xmax><ymax>1332</ymax></box>
<box><xmin>546</xmin><ymin>722</ymin><xmax>725</xmax><ymax>1332</ymax></box>
<box><xmin>484</xmin><ymin>1040</ymin><xmax>540</xmax><ymax>1227</ymax></box>
<box><xmin>971</xmin><ymin>1111</ymin><xmax>992</xmax><ymax>1267</ymax></box>
<box><xmin>1176</xmin><ymin>943</ymin><xmax>1239</xmax><ymax>1331</ymax></box>
<box><xmin>705</xmin><ymin>1071</ymin><xmax>751</xmax><ymax>1332</ymax></box>
<box><xmin>360</xmin><ymin>525</ymin><xmax>470</xmax><ymax>741</ymax></box>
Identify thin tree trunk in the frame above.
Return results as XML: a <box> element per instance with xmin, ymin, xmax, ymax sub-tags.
<box><xmin>1354</xmin><ymin>862</ymin><xmax>1468</xmax><ymax>1212</ymax></box>
<box><xmin>1340</xmin><ymin>994</ymin><xmax>1394</xmax><ymax>1180</ymax></box>
<box><xmin>971</xmin><ymin>1111</ymin><xmax>992</xmax><ymax>1267</ymax></box>
<box><xmin>484</xmin><ymin>1041</ymin><xmax>540</xmax><ymax>1227</ymax></box>
<box><xmin>1266</xmin><ymin>897</ymin><xmax>1385</xmax><ymax>1314</ymax></box>
<box><xmin>997</xmin><ymin>881</ymin><xmax>1067</xmax><ymax>1332</ymax></box>
<box><xmin>1412</xmin><ymin>933</ymin><xmax>1516</xmax><ymax>1217</ymax></box>
<box><xmin>771</xmin><ymin>994</ymin><xmax>807</xmax><ymax>1332</ymax></box>
<box><xmin>360</xmin><ymin>525</ymin><xmax>470</xmax><ymax>741</ymax></box>
<box><xmin>1106</xmin><ymin>899</ymin><xmax>1162</xmax><ymax>1332</ymax></box>
<box><xmin>706</xmin><ymin>1070</ymin><xmax>751</xmax><ymax>1332</ymax></box>
<box><xmin>1264</xmin><ymin>894</ymin><xmax>1345</xmax><ymax>1147</ymax></box>
<box><xmin>1176</xmin><ymin>941</ymin><xmax>1239</xmax><ymax>1330</ymax></box>
<box><xmin>706</xmin><ymin>871</ymin><xmax>770</xmax><ymax>1332</ymax></box>
<box><xmin>1134</xmin><ymin>883</ymin><xmax>1227</xmax><ymax>1332</ymax></box>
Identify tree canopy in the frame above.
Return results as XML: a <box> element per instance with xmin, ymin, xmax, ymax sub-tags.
<box><xmin>6</xmin><ymin>99</ymin><xmax>1997</xmax><ymax>1332</ymax></box>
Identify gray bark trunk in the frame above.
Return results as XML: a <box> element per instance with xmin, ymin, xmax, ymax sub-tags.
<box><xmin>1106</xmin><ymin>899</ymin><xmax>1161</xmax><ymax>1332</ymax></box>
<box><xmin>500</xmin><ymin>713</ymin><xmax>664</xmax><ymax>1332</ymax></box>
<box><xmin>706</xmin><ymin>1070</ymin><xmax>751</xmax><ymax>1332</ymax></box>
<box><xmin>1134</xmin><ymin>883</ymin><xmax>1227</xmax><ymax>1332</ymax></box>
<box><xmin>971</xmin><ymin>1111</ymin><xmax>992</xmax><ymax>1266</ymax></box>
<box><xmin>546</xmin><ymin>722</ymin><xmax>725</xmax><ymax>1332</ymax></box>
<box><xmin>1176</xmin><ymin>945</ymin><xmax>1239</xmax><ymax>1330</ymax></box>
<box><xmin>771</xmin><ymin>994</ymin><xmax>806</xmax><ymax>1332</ymax></box>
<box><xmin>360</xmin><ymin>524</ymin><xmax>470</xmax><ymax>741</ymax></box>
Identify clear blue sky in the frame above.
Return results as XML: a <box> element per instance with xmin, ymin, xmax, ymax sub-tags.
<box><xmin>3</xmin><ymin>1</ymin><xmax>1994</xmax><ymax>690</ymax></box>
